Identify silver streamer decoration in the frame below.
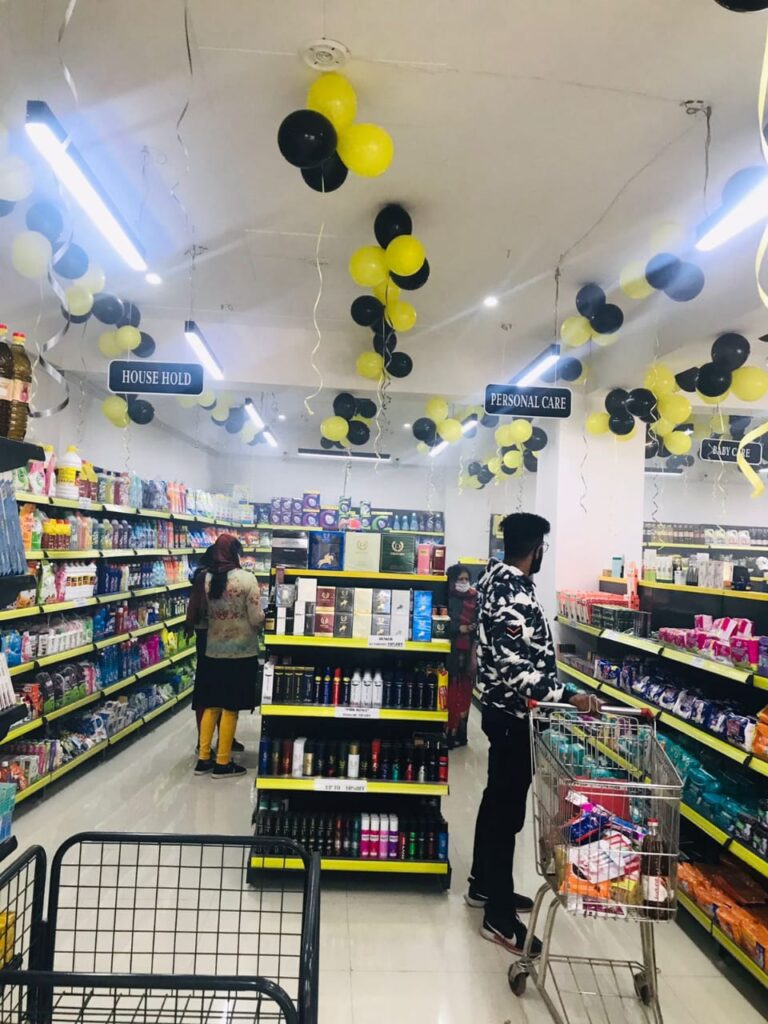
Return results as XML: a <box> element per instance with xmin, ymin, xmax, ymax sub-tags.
<box><xmin>29</xmin><ymin>264</ymin><xmax>72</xmax><ymax>419</ymax></box>
<box><xmin>58</xmin><ymin>0</ymin><xmax>80</xmax><ymax>104</ymax></box>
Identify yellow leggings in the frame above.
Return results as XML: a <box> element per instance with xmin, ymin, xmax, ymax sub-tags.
<box><xmin>199</xmin><ymin>708</ymin><xmax>239</xmax><ymax>765</ymax></box>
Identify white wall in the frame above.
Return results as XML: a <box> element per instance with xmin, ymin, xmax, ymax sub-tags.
<box><xmin>642</xmin><ymin>468</ymin><xmax>768</xmax><ymax>527</ymax></box>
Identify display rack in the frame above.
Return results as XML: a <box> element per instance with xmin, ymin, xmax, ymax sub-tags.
<box><xmin>249</xmin><ymin>567</ymin><xmax>451</xmax><ymax>887</ymax></box>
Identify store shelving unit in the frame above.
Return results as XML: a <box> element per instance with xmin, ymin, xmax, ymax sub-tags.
<box><xmin>15</xmin><ymin>491</ymin><xmax>254</xmax><ymax>530</ymax></box>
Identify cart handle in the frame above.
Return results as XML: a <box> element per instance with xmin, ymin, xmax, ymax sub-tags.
<box><xmin>528</xmin><ymin>699</ymin><xmax>654</xmax><ymax>718</ymax></box>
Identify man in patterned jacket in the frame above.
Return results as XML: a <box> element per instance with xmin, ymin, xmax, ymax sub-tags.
<box><xmin>466</xmin><ymin>512</ymin><xmax>595</xmax><ymax>956</ymax></box>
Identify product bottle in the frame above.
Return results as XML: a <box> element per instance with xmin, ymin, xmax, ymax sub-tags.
<box><xmin>55</xmin><ymin>446</ymin><xmax>83</xmax><ymax>500</ymax></box>
<box><xmin>372</xmin><ymin>670</ymin><xmax>383</xmax><ymax>708</ymax></box>
<box><xmin>341</xmin><ymin>674</ymin><xmax>351</xmax><ymax>706</ymax></box>
<box><xmin>264</xmin><ymin>596</ymin><xmax>277</xmax><ymax>634</ymax></box>
<box><xmin>322</xmin><ymin>668</ymin><xmax>332</xmax><ymax>705</ymax></box>
<box><xmin>378</xmin><ymin>814</ymin><xmax>389</xmax><ymax>859</ymax></box>
<box><xmin>388</xmin><ymin>813</ymin><xmax>399</xmax><ymax>859</ymax></box>
<box><xmin>360</xmin><ymin>813</ymin><xmax>370</xmax><ymax>858</ymax></box>
<box><xmin>361</xmin><ymin>670</ymin><xmax>373</xmax><ymax>707</ymax></box>
<box><xmin>409</xmin><ymin>512</ymin><xmax>419</xmax><ymax>532</ymax></box>
<box><xmin>640</xmin><ymin>818</ymin><xmax>672</xmax><ymax>920</ymax></box>
<box><xmin>347</xmin><ymin>742</ymin><xmax>360</xmax><ymax>779</ymax></box>
<box><xmin>369</xmin><ymin>814</ymin><xmax>380</xmax><ymax>860</ymax></box>
<box><xmin>331</xmin><ymin>667</ymin><xmax>342</xmax><ymax>706</ymax></box>
<box><xmin>7</xmin><ymin>332</ymin><xmax>31</xmax><ymax>441</ymax></box>
<box><xmin>0</xmin><ymin>324</ymin><xmax>12</xmax><ymax>437</ymax></box>
<box><xmin>350</xmin><ymin>669</ymin><xmax>363</xmax><ymax>706</ymax></box>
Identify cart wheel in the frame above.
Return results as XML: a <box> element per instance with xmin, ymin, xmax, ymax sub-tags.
<box><xmin>633</xmin><ymin>971</ymin><xmax>652</xmax><ymax>1006</ymax></box>
<box><xmin>508</xmin><ymin>963</ymin><xmax>528</xmax><ymax>997</ymax></box>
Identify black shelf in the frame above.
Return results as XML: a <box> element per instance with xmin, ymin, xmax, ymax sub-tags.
<box><xmin>0</xmin><ymin>438</ymin><xmax>44</xmax><ymax>473</ymax></box>
<box><xmin>0</xmin><ymin>575</ymin><xmax>36</xmax><ymax>610</ymax></box>
<box><xmin>0</xmin><ymin>705</ymin><xmax>30</xmax><ymax>743</ymax></box>
<box><xmin>0</xmin><ymin>837</ymin><xmax>17</xmax><ymax>864</ymax></box>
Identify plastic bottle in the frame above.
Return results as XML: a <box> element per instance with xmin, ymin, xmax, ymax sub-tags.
<box><xmin>56</xmin><ymin>446</ymin><xmax>82</xmax><ymax>500</ymax></box>
<box><xmin>6</xmin><ymin>332</ymin><xmax>31</xmax><ymax>441</ymax></box>
<box><xmin>0</xmin><ymin>324</ymin><xmax>12</xmax><ymax>437</ymax></box>
<box><xmin>372</xmin><ymin>670</ymin><xmax>383</xmax><ymax>708</ymax></box>
<box><xmin>361</xmin><ymin>670</ymin><xmax>373</xmax><ymax>707</ymax></box>
<box><xmin>350</xmin><ymin>670</ymin><xmax>363</xmax><ymax>707</ymax></box>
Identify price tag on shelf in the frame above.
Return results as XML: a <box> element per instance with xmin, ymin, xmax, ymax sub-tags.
<box><xmin>77</xmin><ymin>497</ymin><xmax>93</xmax><ymax>510</ymax></box>
<box><xmin>690</xmin><ymin>655</ymin><xmax>707</xmax><ymax>670</ymax></box>
<box><xmin>73</xmin><ymin>598</ymin><xmax>90</xmax><ymax>608</ymax></box>
<box><xmin>313</xmin><ymin>778</ymin><xmax>368</xmax><ymax>793</ymax></box>
<box><xmin>368</xmin><ymin>635</ymin><xmax>405</xmax><ymax>650</ymax></box>
<box><xmin>334</xmin><ymin>707</ymin><xmax>380</xmax><ymax>720</ymax></box>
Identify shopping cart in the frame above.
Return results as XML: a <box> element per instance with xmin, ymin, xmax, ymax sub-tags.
<box><xmin>508</xmin><ymin>704</ymin><xmax>682</xmax><ymax>1024</ymax></box>
<box><xmin>0</xmin><ymin>832</ymin><xmax>320</xmax><ymax>1024</ymax></box>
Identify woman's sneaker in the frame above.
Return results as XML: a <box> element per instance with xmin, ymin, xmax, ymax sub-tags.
<box><xmin>212</xmin><ymin>762</ymin><xmax>247</xmax><ymax>780</ymax></box>
<box><xmin>194</xmin><ymin>758</ymin><xmax>214</xmax><ymax>775</ymax></box>
<box><xmin>481</xmin><ymin>912</ymin><xmax>542</xmax><ymax>958</ymax></box>
<box><xmin>464</xmin><ymin>884</ymin><xmax>489</xmax><ymax>908</ymax></box>
<box><xmin>230</xmin><ymin>738</ymin><xmax>245</xmax><ymax>753</ymax></box>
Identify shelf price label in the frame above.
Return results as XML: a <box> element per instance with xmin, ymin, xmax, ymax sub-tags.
<box><xmin>368</xmin><ymin>635</ymin><xmax>405</xmax><ymax>650</ymax></box>
<box><xmin>313</xmin><ymin>778</ymin><xmax>368</xmax><ymax>793</ymax></box>
<box><xmin>334</xmin><ymin>707</ymin><xmax>380</xmax><ymax>719</ymax></box>
<box><xmin>77</xmin><ymin>497</ymin><xmax>94</xmax><ymax>510</ymax></box>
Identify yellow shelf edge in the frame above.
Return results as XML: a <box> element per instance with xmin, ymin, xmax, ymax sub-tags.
<box><xmin>640</xmin><ymin>581</ymin><xmax>768</xmax><ymax>602</ymax></box>
<box><xmin>729</xmin><ymin>840</ymin><xmax>768</xmax><ymax>879</ymax></box>
<box><xmin>41</xmin><ymin>598</ymin><xmax>97</xmax><ymax>613</ymax></box>
<box><xmin>37</xmin><ymin>643</ymin><xmax>95</xmax><ymax>668</ymax></box>
<box><xmin>658</xmin><ymin>712</ymin><xmax>749</xmax><ymax>766</ymax></box>
<box><xmin>274</xmin><ymin>568</ymin><xmax>447</xmax><ymax>582</ymax></box>
<box><xmin>131</xmin><ymin>587</ymin><xmax>167</xmax><ymax>598</ymax></box>
<box><xmin>135</xmin><ymin>659</ymin><xmax>172</xmax><ymax>679</ymax></box>
<box><xmin>142</xmin><ymin>701</ymin><xmax>177</xmax><ymax>724</ymax></box>
<box><xmin>661</xmin><ymin>647</ymin><xmax>751</xmax><ymax>683</ymax></box>
<box><xmin>712</xmin><ymin>925</ymin><xmax>768</xmax><ymax>988</ymax></box>
<box><xmin>46</xmin><ymin>691</ymin><xmax>102</xmax><ymax>721</ymax></box>
<box><xmin>0</xmin><ymin>606</ymin><xmax>40</xmax><ymax>622</ymax></box>
<box><xmin>15</xmin><ymin>775</ymin><xmax>50</xmax><ymax>803</ymax></box>
<box><xmin>255</xmin><ymin>777</ymin><xmax>447</xmax><ymax>795</ymax></box>
<box><xmin>4</xmin><ymin>717</ymin><xmax>43</xmax><ymax>743</ymax></box>
<box><xmin>678</xmin><ymin>890</ymin><xmax>714</xmax><ymax>934</ymax></box>
<box><xmin>680</xmin><ymin>803</ymin><xmax>728</xmax><ymax>845</ymax></box>
<box><xmin>167</xmin><ymin>581</ymin><xmax>191</xmax><ymax>591</ymax></box>
<box><xmin>261</xmin><ymin>704</ymin><xmax>447</xmax><ymax>722</ymax></box>
<box><xmin>249</xmin><ymin>855</ymin><xmax>448</xmax><ymax>874</ymax></box>
<box><xmin>109</xmin><ymin>720</ymin><xmax>145</xmax><ymax>745</ymax></box>
<box><xmin>9</xmin><ymin>663</ymin><xmax>34</xmax><ymax>677</ymax></box>
<box><xmin>101</xmin><ymin>675</ymin><xmax>137</xmax><ymax>697</ymax></box>
<box><xmin>176</xmin><ymin>687</ymin><xmax>193</xmax><ymax>702</ymax></box>
<box><xmin>94</xmin><ymin>632</ymin><xmax>131</xmax><ymax>650</ymax></box>
<box><xmin>170</xmin><ymin>648</ymin><xmax>195</xmax><ymax>663</ymax></box>
<box><xmin>264</xmin><ymin>635</ymin><xmax>450</xmax><ymax>653</ymax></box>
<box><xmin>50</xmin><ymin>741</ymin><xmax>109</xmax><ymax>781</ymax></box>
<box><xmin>555</xmin><ymin>615</ymin><xmax>602</xmax><ymax>637</ymax></box>
<box><xmin>747</xmin><ymin>754</ymin><xmax>768</xmax><ymax>777</ymax></box>
<box><xmin>97</xmin><ymin>591</ymin><xmax>132</xmax><ymax>604</ymax></box>
<box><xmin>130</xmin><ymin>622</ymin><xmax>165</xmax><ymax>638</ymax></box>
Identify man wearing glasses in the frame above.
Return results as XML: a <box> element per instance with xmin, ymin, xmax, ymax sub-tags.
<box><xmin>466</xmin><ymin>512</ymin><xmax>595</xmax><ymax>956</ymax></box>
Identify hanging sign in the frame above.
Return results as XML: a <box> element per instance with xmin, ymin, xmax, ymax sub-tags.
<box><xmin>484</xmin><ymin>384</ymin><xmax>571</xmax><ymax>418</ymax></box>
<box><xmin>108</xmin><ymin>361</ymin><xmax>203</xmax><ymax>396</ymax></box>
<box><xmin>700</xmin><ymin>437</ymin><xmax>762</xmax><ymax>466</ymax></box>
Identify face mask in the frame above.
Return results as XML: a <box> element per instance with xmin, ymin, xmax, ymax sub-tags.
<box><xmin>454</xmin><ymin>581</ymin><xmax>470</xmax><ymax>593</ymax></box>
<box><xmin>530</xmin><ymin>546</ymin><xmax>544</xmax><ymax>575</ymax></box>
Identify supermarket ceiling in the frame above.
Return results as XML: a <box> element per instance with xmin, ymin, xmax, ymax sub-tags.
<box><xmin>1</xmin><ymin>0</ymin><xmax>768</xmax><ymax>449</ymax></box>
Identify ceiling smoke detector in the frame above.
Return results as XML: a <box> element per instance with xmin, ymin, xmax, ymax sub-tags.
<box><xmin>301</xmin><ymin>39</ymin><xmax>350</xmax><ymax>71</ymax></box>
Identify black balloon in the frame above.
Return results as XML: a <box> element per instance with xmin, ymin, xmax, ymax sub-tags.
<box><xmin>53</xmin><ymin>242</ymin><xmax>88</xmax><ymax>279</ymax></box>
<box><xmin>0</xmin><ymin>199</ymin><xmax>14</xmax><ymax>217</ymax></box>
<box><xmin>224</xmin><ymin>406</ymin><xmax>247</xmax><ymax>433</ymax></box>
<box><xmin>26</xmin><ymin>201</ymin><xmax>63</xmax><ymax>242</ymax></box>
<box><xmin>134</xmin><ymin>332</ymin><xmax>156</xmax><ymax>358</ymax></box>
<box><xmin>60</xmin><ymin>305</ymin><xmax>90</xmax><ymax>325</ymax></box>
<box><xmin>526</xmin><ymin>426</ymin><xmax>548</xmax><ymax>451</ymax></box>
<box><xmin>390</xmin><ymin>259</ymin><xmax>430</xmax><ymax>291</ymax></box>
<box><xmin>277</xmin><ymin>109</ymin><xmax>337</xmax><ymax>168</ymax></box>
<box><xmin>667</xmin><ymin>455</ymin><xmax>687</xmax><ymax>471</ymax></box>
<box><xmin>374</xmin><ymin>204</ymin><xmax>413</xmax><ymax>249</ymax></box>
<box><xmin>604</xmin><ymin>388</ymin><xmax>630</xmax><ymax>415</ymax></box>
<box><xmin>347</xmin><ymin>420</ymin><xmax>370</xmax><ymax>446</ymax></box>
<box><xmin>575</xmin><ymin>283</ymin><xmax>606</xmax><ymax>318</ymax></box>
<box><xmin>462</xmin><ymin>415</ymin><xmax>478</xmax><ymax>438</ymax></box>
<box><xmin>480</xmin><ymin>413</ymin><xmax>499</xmax><ymax>428</ymax></box>
<box><xmin>477</xmin><ymin>467</ymin><xmax>494</xmax><ymax>485</ymax></box>
<box><xmin>351</xmin><ymin>295</ymin><xmax>384</xmax><ymax>327</ymax></box>
<box><xmin>664</xmin><ymin>262</ymin><xmax>705</xmax><ymax>302</ymax></box>
<box><xmin>333</xmin><ymin>392</ymin><xmax>357</xmax><ymax>420</ymax></box>
<box><xmin>117</xmin><ymin>301</ymin><xmax>141</xmax><ymax>328</ymax></box>
<box><xmin>388</xmin><ymin>351</ymin><xmax>413</xmax><ymax>378</ymax></box>
<box><xmin>590</xmin><ymin>303</ymin><xmax>624</xmax><ymax>335</ymax></box>
<box><xmin>373</xmin><ymin>331</ymin><xmax>397</xmax><ymax>356</ymax></box>
<box><xmin>711</xmin><ymin>332</ymin><xmax>750</xmax><ymax>370</ymax></box>
<box><xmin>128</xmin><ymin>399</ymin><xmax>154</xmax><ymax>425</ymax></box>
<box><xmin>697</xmin><ymin>361</ymin><xmax>732</xmax><ymax>397</ymax></box>
<box><xmin>301</xmin><ymin>151</ymin><xmax>348</xmax><ymax>192</ymax></box>
<box><xmin>626</xmin><ymin>388</ymin><xmax>657</xmax><ymax>423</ymax></box>
<box><xmin>92</xmin><ymin>293</ymin><xmax>124</xmax><ymax>325</ymax></box>
<box><xmin>320</xmin><ymin>437</ymin><xmax>335</xmax><ymax>450</ymax></box>
<box><xmin>683</xmin><ymin>455</ymin><xmax>695</xmax><ymax>468</ymax></box>
<box><xmin>557</xmin><ymin>357</ymin><xmax>583</xmax><ymax>382</ymax></box>
<box><xmin>468</xmin><ymin>461</ymin><xmax>482</xmax><ymax>476</ymax></box>
<box><xmin>523</xmin><ymin>451</ymin><xmax>539</xmax><ymax>473</ymax></box>
<box><xmin>501</xmin><ymin>462</ymin><xmax>518</xmax><ymax>475</ymax></box>
<box><xmin>675</xmin><ymin>366</ymin><xmax>700</xmax><ymax>393</ymax></box>
<box><xmin>356</xmin><ymin>398</ymin><xmax>377</xmax><ymax>419</ymax></box>
<box><xmin>645</xmin><ymin>252</ymin><xmax>680</xmax><ymax>290</ymax></box>
<box><xmin>645</xmin><ymin>437</ymin><xmax>660</xmax><ymax>459</ymax></box>
<box><xmin>413</xmin><ymin>417</ymin><xmax>437</xmax><ymax>443</ymax></box>
<box><xmin>609</xmin><ymin>414</ymin><xmax>635</xmax><ymax>436</ymax></box>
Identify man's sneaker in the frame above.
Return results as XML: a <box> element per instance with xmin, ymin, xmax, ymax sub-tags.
<box><xmin>194</xmin><ymin>758</ymin><xmax>214</xmax><ymax>775</ymax></box>
<box><xmin>513</xmin><ymin>892</ymin><xmax>534</xmax><ymax>915</ymax></box>
<box><xmin>464</xmin><ymin>884</ymin><xmax>489</xmax><ymax>909</ymax></box>
<box><xmin>230</xmin><ymin>738</ymin><xmax>245</xmax><ymax>753</ymax></box>
<box><xmin>212</xmin><ymin>762</ymin><xmax>247</xmax><ymax>780</ymax></box>
<box><xmin>481</xmin><ymin>912</ymin><xmax>542</xmax><ymax>958</ymax></box>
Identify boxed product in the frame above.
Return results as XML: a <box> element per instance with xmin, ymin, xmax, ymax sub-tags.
<box><xmin>334</xmin><ymin>611</ymin><xmax>353</xmax><ymax>638</ymax></box>
<box><xmin>354</xmin><ymin>588</ymin><xmax>373</xmax><ymax>614</ymax></box>
<box><xmin>303</xmin><ymin>491</ymin><xmax>320</xmax><ymax>510</ymax></box>
<box><xmin>417</xmin><ymin>544</ymin><xmax>432</xmax><ymax>575</ymax></box>
<box><xmin>372</xmin><ymin>588</ymin><xmax>392</xmax><ymax>615</ymax></box>
<box><xmin>412</xmin><ymin>617</ymin><xmax>433</xmax><ymax>642</ymax></box>
<box><xmin>353</xmin><ymin>613</ymin><xmax>372</xmax><ymax>639</ymax></box>
<box><xmin>343</xmin><ymin>533</ymin><xmax>382</xmax><ymax>573</ymax></box>
<box><xmin>371</xmin><ymin>614</ymin><xmax>391</xmax><ymax>636</ymax></box>
<box><xmin>413</xmin><ymin>591</ymin><xmax>433</xmax><ymax>618</ymax></box>
<box><xmin>296</xmin><ymin>577</ymin><xmax>318</xmax><ymax>604</ymax></box>
<box><xmin>318</xmin><ymin>509</ymin><xmax>339</xmax><ymax>529</ymax></box>
<box><xmin>335</xmin><ymin>587</ymin><xmax>355</xmax><ymax>613</ymax></box>
<box><xmin>380</xmin><ymin>536</ymin><xmax>416</xmax><ymax>574</ymax></box>
<box><xmin>309</xmin><ymin>531</ymin><xmax>344</xmax><ymax>570</ymax></box>
<box><xmin>432</xmin><ymin>545</ymin><xmax>446</xmax><ymax>574</ymax></box>
<box><xmin>302</xmin><ymin>512</ymin><xmax>319</xmax><ymax>527</ymax></box>
<box><xmin>316</xmin><ymin>586</ymin><xmax>336</xmax><ymax>610</ymax></box>
<box><xmin>314</xmin><ymin>611</ymin><xmax>335</xmax><ymax>635</ymax></box>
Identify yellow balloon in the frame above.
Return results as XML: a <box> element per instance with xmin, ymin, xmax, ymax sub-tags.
<box><xmin>12</xmin><ymin>231</ymin><xmax>52</xmax><ymax>278</ymax></box>
<box><xmin>665</xmin><ymin>431</ymin><xmax>692</xmax><ymax>455</ymax></box>
<box><xmin>385</xmin><ymin>236</ymin><xmax>425</xmax><ymax>277</ymax></box>
<box><xmin>698</xmin><ymin>390</ymin><xmax>728</xmax><ymax>405</ymax></box>
<box><xmin>644</xmin><ymin>364</ymin><xmax>676</xmax><ymax>397</ymax></box>
<box><xmin>110</xmin><ymin>411</ymin><xmax>130</xmax><ymax>428</ymax></box>
<box><xmin>426</xmin><ymin>398</ymin><xmax>449</xmax><ymax>423</ymax></box>
<box><xmin>586</xmin><ymin>411</ymin><xmax>610</xmax><ymax>436</ymax></box>
<box><xmin>619</xmin><ymin>261</ymin><xmax>654</xmax><ymax>300</ymax></box>
<box><xmin>197</xmin><ymin>389</ymin><xmax>216</xmax><ymax>407</ymax></box>
<box><xmin>211</xmin><ymin>403</ymin><xmax>230</xmax><ymax>423</ymax></box>
<box><xmin>658</xmin><ymin>393</ymin><xmax>691</xmax><ymax>425</ymax></box>
<box><xmin>337</xmin><ymin>123</ymin><xmax>393</xmax><ymax>177</ymax></box>
<box><xmin>77</xmin><ymin>264</ymin><xmax>106</xmax><ymax>294</ymax></box>
<box><xmin>731</xmin><ymin>366</ymin><xmax>768</xmax><ymax>403</ymax></box>
<box><xmin>306</xmin><ymin>72</ymin><xmax>357</xmax><ymax>131</ymax></box>
<box><xmin>591</xmin><ymin>331</ymin><xmax>619</xmax><ymax>348</ymax></box>
<box><xmin>349</xmin><ymin>246</ymin><xmax>387</xmax><ymax>287</ymax></box>
<box><xmin>65</xmin><ymin>285</ymin><xmax>94</xmax><ymax>317</ymax></box>
<box><xmin>650</xmin><ymin>418</ymin><xmax>675</xmax><ymax>437</ymax></box>
<box><xmin>615</xmin><ymin>426</ymin><xmax>637</xmax><ymax>442</ymax></box>
<box><xmin>0</xmin><ymin>156</ymin><xmax>33</xmax><ymax>201</ymax></box>
<box><xmin>488</xmin><ymin>456</ymin><xmax>502</xmax><ymax>475</ymax></box>
<box><xmin>503</xmin><ymin>449</ymin><xmax>522</xmax><ymax>469</ymax></box>
<box><xmin>560</xmin><ymin>315</ymin><xmax>592</xmax><ymax>348</ymax></box>
<box><xmin>98</xmin><ymin>330</ymin><xmax>121</xmax><ymax>358</ymax></box>
<box><xmin>437</xmin><ymin>418</ymin><xmax>462</xmax><ymax>443</ymax></box>
<box><xmin>102</xmin><ymin>396</ymin><xmax>127</xmax><ymax>421</ymax></box>
<box><xmin>386</xmin><ymin>299</ymin><xmax>417</xmax><ymax>332</ymax></box>
<box><xmin>177</xmin><ymin>394</ymin><xmax>199</xmax><ymax>409</ymax></box>
<box><xmin>509</xmin><ymin>419</ymin><xmax>533</xmax><ymax>443</ymax></box>
<box><xmin>240</xmin><ymin>422</ymin><xmax>258</xmax><ymax>444</ymax></box>
<box><xmin>651</xmin><ymin>222</ymin><xmax>686</xmax><ymax>253</ymax></box>
<box><xmin>495</xmin><ymin>424</ymin><xmax>516</xmax><ymax>447</ymax></box>
<box><xmin>373</xmin><ymin>278</ymin><xmax>400</xmax><ymax>304</ymax></box>
<box><xmin>320</xmin><ymin>415</ymin><xmax>349</xmax><ymax>442</ymax></box>
<box><xmin>116</xmin><ymin>325</ymin><xmax>141</xmax><ymax>351</ymax></box>
<box><xmin>356</xmin><ymin>351</ymin><xmax>384</xmax><ymax>380</ymax></box>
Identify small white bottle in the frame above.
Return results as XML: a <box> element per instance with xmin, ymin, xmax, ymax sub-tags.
<box><xmin>350</xmin><ymin>670</ymin><xmax>363</xmax><ymax>706</ymax></box>
<box><xmin>291</xmin><ymin>737</ymin><xmax>306</xmax><ymax>778</ymax></box>
<box><xmin>347</xmin><ymin>742</ymin><xmax>360</xmax><ymax>779</ymax></box>
<box><xmin>361</xmin><ymin>670</ymin><xmax>373</xmax><ymax>707</ymax></box>
<box><xmin>372</xmin><ymin>671</ymin><xmax>383</xmax><ymax>708</ymax></box>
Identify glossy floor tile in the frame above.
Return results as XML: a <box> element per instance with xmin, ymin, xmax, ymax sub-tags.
<box><xmin>11</xmin><ymin>704</ymin><xmax>768</xmax><ymax>1023</ymax></box>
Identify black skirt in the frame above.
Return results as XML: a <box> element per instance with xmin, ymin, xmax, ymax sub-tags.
<box><xmin>192</xmin><ymin>652</ymin><xmax>261</xmax><ymax>712</ymax></box>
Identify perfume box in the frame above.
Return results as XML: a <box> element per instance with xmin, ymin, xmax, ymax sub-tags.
<box><xmin>354</xmin><ymin>588</ymin><xmax>373</xmax><ymax>614</ymax></box>
<box><xmin>314</xmin><ymin>611</ymin><xmax>335</xmax><ymax>635</ymax></box>
<box><xmin>343</xmin><ymin>532</ymin><xmax>382</xmax><ymax>573</ymax></box>
<box><xmin>335</xmin><ymin>587</ymin><xmax>356</xmax><ymax>613</ymax></box>
<box><xmin>334</xmin><ymin>611</ymin><xmax>353</xmax><ymax>638</ymax></box>
<box><xmin>353</xmin><ymin>613</ymin><xmax>371</xmax><ymax>639</ymax></box>
<box><xmin>372</xmin><ymin>588</ymin><xmax>392</xmax><ymax>615</ymax></box>
<box><xmin>316</xmin><ymin>585</ymin><xmax>336</xmax><ymax>610</ymax></box>
<box><xmin>371</xmin><ymin>614</ymin><xmax>391</xmax><ymax>637</ymax></box>
<box><xmin>309</xmin><ymin>531</ymin><xmax>344</xmax><ymax>570</ymax></box>
<box><xmin>380</xmin><ymin>535</ymin><xmax>416</xmax><ymax>574</ymax></box>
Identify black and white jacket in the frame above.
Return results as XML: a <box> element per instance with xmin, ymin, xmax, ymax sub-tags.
<box><xmin>476</xmin><ymin>559</ymin><xmax>563</xmax><ymax>718</ymax></box>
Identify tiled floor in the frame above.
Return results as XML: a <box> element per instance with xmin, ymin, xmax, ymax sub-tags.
<box><xmin>12</xmin><ymin>705</ymin><xmax>768</xmax><ymax>1023</ymax></box>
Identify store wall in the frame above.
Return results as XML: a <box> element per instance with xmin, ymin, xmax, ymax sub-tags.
<box><xmin>642</xmin><ymin>472</ymin><xmax>767</xmax><ymax>527</ymax></box>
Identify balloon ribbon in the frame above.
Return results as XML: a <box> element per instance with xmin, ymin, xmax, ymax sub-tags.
<box><xmin>755</xmin><ymin>23</ymin><xmax>768</xmax><ymax>309</ymax></box>
<box><xmin>737</xmin><ymin>421</ymin><xmax>768</xmax><ymax>499</ymax></box>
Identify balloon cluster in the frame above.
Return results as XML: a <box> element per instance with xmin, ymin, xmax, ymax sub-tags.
<box><xmin>411</xmin><ymin>398</ymin><xmax>467</xmax><ymax>449</ymax></box>
<box><xmin>676</xmin><ymin>333</ymin><xmax>768</xmax><ymax>406</ymax></box>
<box><xmin>176</xmin><ymin>391</ymin><xmax>267</xmax><ymax>446</ymax></box>
<box><xmin>319</xmin><ymin>393</ymin><xmax>378</xmax><ymax>449</ymax></box>
<box><xmin>351</xmin><ymin>205</ymin><xmax>430</xmax><ymax>382</ymax></box>
<box><xmin>463</xmin><ymin>422</ymin><xmax>549</xmax><ymax>489</ymax></box>
<box><xmin>561</xmin><ymin>284</ymin><xmax>625</xmax><ymax>349</ymax></box>
<box><xmin>100</xmin><ymin>394</ymin><xmax>155</xmax><ymax>429</ymax></box>
<box><xmin>277</xmin><ymin>72</ymin><xmax>393</xmax><ymax>190</ymax></box>
<box><xmin>540</xmin><ymin>355</ymin><xmax>584</xmax><ymax>384</ymax></box>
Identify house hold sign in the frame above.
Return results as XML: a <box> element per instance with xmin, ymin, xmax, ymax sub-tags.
<box><xmin>108</xmin><ymin>361</ymin><xmax>204</xmax><ymax>396</ymax></box>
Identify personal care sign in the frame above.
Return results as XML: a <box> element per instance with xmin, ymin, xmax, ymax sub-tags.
<box><xmin>484</xmin><ymin>384</ymin><xmax>571</xmax><ymax>418</ymax></box>
<box><xmin>700</xmin><ymin>437</ymin><xmax>762</xmax><ymax>466</ymax></box>
<box><xmin>108</xmin><ymin>360</ymin><xmax>203</xmax><ymax>396</ymax></box>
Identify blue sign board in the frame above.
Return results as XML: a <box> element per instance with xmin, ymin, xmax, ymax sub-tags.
<box><xmin>485</xmin><ymin>384</ymin><xmax>571</xmax><ymax>418</ymax></box>
<box><xmin>108</xmin><ymin>361</ymin><xmax>203</xmax><ymax>396</ymax></box>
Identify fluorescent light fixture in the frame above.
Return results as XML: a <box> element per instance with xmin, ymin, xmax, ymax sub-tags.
<box><xmin>297</xmin><ymin>448</ymin><xmax>391</xmax><ymax>461</ymax></box>
<box><xmin>483</xmin><ymin>295</ymin><xmax>499</xmax><ymax>308</ymax></box>
<box><xmin>696</xmin><ymin>174</ymin><xmax>768</xmax><ymax>251</ymax></box>
<box><xmin>429</xmin><ymin>418</ymin><xmax>477</xmax><ymax>458</ymax></box>
<box><xmin>25</xmin><ymin>100</ymin><xmax>147</xmax><ymax>272</ymax></box>
<box><xmin>184</xmin><ymin>320</ymin><xmax>224</xmax><ymax>381</ymax></box>
<box><xmin>513</xmin><ymin>344</ymin><xmax>560</xmax><ymax>386</ymax></box>
<box><xmin>244</xmin><ymin>399</ymin><xmax>265</xmax><ymax>433</ymax></box>
<box><xmin>145</xmin><ymin>272</ymin><xmax>163</xmax><ymax>285</ymax></box>
<box><xmin>263</xmin><ymin>430</ymin><xmax>278</xmax><ymax>448</ymax></box>
<box><xmin>644</xmin><ymin>468</ymin><xmax>683</xmax><ymax>476</ymax></box>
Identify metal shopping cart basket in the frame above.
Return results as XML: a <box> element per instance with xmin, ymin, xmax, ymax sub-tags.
<box><xmin>508</xmin><ymin>704</ymin><xmax>682</xmax><ymax>1024</ymax></box>
<box><xmin>0</xmin><ymin>832</ymin><xmax>320</xmax><ymax>1024</ymax></box>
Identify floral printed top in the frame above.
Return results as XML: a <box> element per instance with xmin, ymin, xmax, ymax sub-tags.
<box><xmin>204</xmin><ymin>569</ymin><xmax>265</xmax><ymax>659</ymax></box>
